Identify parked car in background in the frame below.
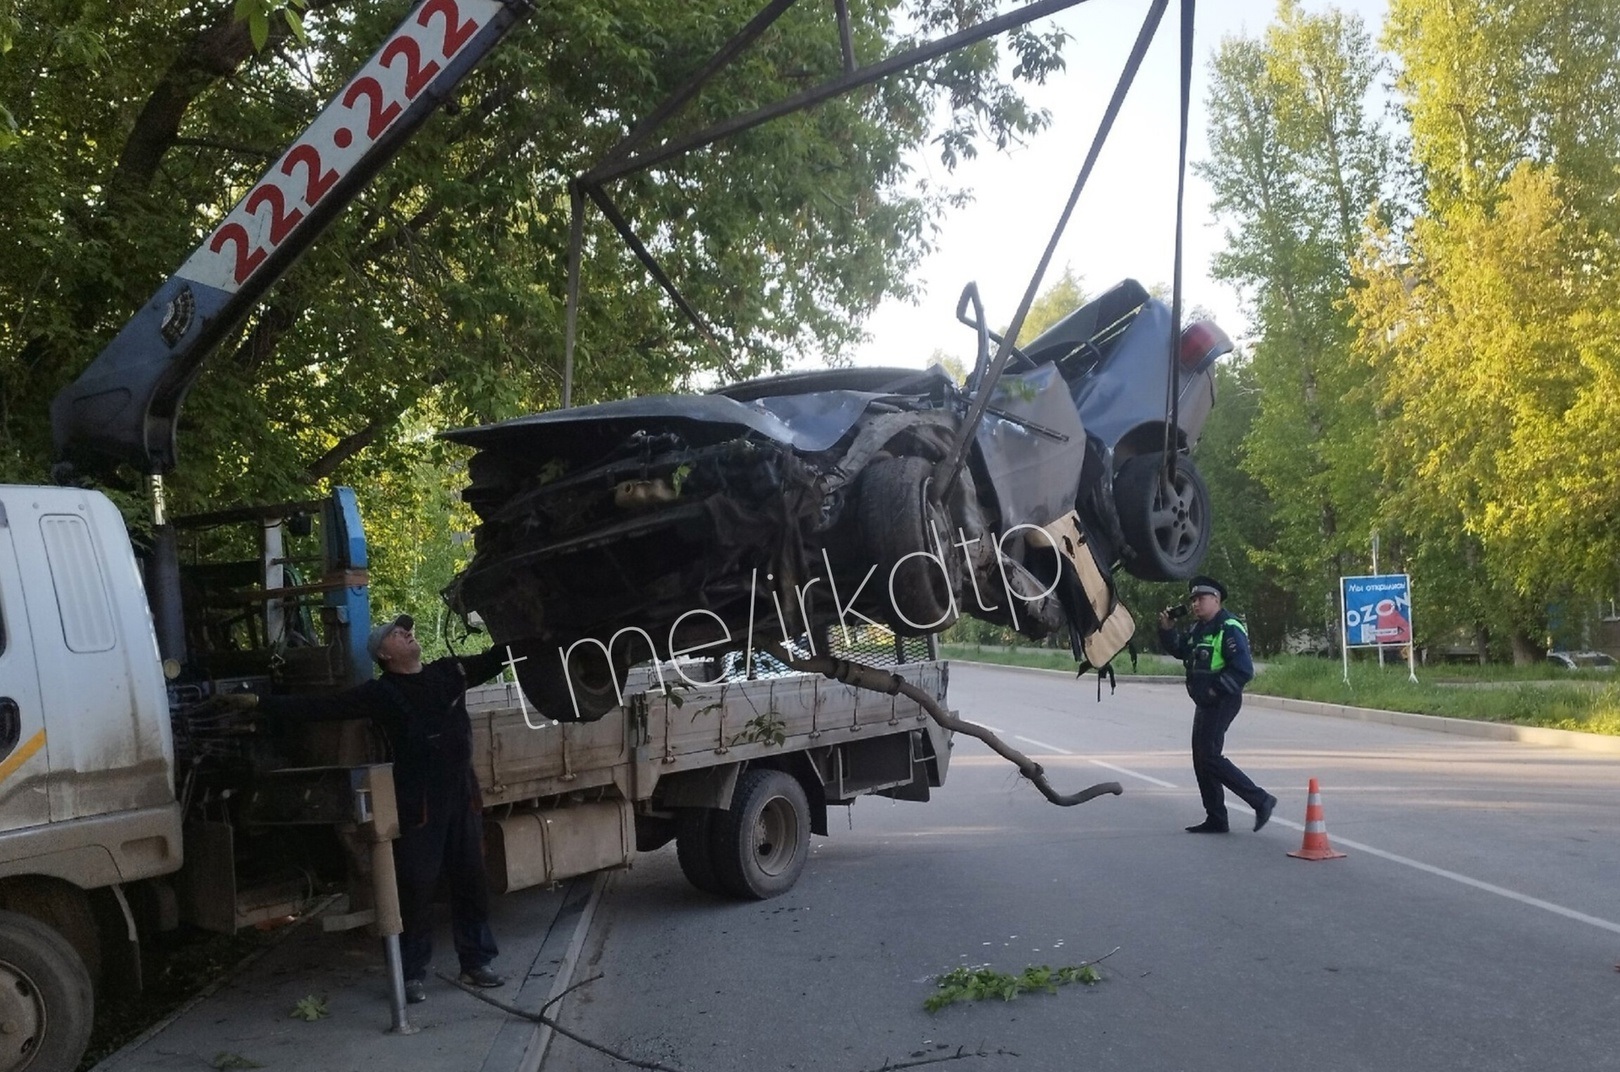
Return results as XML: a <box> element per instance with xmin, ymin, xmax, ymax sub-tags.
<box><xmin>444</xmin><ymin>280</ymin><xmax>1230</xmax><ymax>720</ymax></box>
<box><xmin>1546</xmin><ymin>650</ymin><xmax>1617</xmax><ymax>671</ymax></box>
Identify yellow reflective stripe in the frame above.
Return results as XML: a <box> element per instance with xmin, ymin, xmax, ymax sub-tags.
<box><xmin>0</xmin><ymin>730</ymin><xmax>46</xmax><ymax>786</ymax></box>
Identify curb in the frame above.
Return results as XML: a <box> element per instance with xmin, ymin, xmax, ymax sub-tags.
<box><xmin>1244</xmin><ymin>692</ymin><xmax>1620</xmax><ymax>756</ymax></box>
<box><xmin>949</xmin><ymin>658</ymin><xmax>1620</xmax><ymax>756</ymax></box>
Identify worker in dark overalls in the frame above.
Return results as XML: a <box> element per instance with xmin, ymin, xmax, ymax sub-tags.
<box><xmin>256</xmin><ymin>613</ymin><xmax>508</xmax><ymax>1004</ymax></box>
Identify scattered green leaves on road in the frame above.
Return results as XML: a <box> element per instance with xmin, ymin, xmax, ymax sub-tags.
<box><xmin>924</xmin><ymin>962</ymin><xmax>1103</xmax><ymax>1013</ymax></box>
<box><xmin>289</xmin><ymin>995</ymin><xmax>329</xmax><ymax>1022</ymax></box>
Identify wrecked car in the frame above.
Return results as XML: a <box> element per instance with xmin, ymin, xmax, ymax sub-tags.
<box><xmin>443</xmin><ymin>279</ymin><xmax>1230</xmax><ymax>721</ymax></box>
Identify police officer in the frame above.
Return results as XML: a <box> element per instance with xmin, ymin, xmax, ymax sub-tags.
<box><xmin>1157</xmin><ymin>576</ymin><xmax>1276</xmax><ymax>834</ymax></box>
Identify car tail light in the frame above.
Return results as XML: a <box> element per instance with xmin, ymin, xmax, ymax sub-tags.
<box><xmin>1178</xmin><ymin>320</ymin><xmax>1232</xmax><ymax>373</ymax></box>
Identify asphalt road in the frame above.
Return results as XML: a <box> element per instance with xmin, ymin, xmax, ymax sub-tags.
<box><xmin>545</xmin><ymin>663</ymin><xmax>1620</xmax><ymax>1072</ymax></box>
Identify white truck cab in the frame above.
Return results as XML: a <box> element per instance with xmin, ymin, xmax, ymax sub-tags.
<box><xmin>0</xmin><ymin>485</ymin><xmax>184</xmax><ymax>1070</ymax></box>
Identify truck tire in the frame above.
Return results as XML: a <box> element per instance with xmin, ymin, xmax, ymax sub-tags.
<box><xmin>710</xmin><ymin>769</ymin><xmax>810</xmax><ymax>900</ymax></box>
<box><xmin>1114</xmin><ymin>452</ymin><xmax>1211</xmax><ymax>582</ymax></box>
<box><xmin>0</xmin><ymin>910</ymin><xmax>93</xmax><ymax>1072</ymax></box>
<box><xmin>859</xmin><ymin>456</ymin><xmax>956</xmax><ymax>636</ymax></box>
<box><xmin>676</xmin><ymin>810</ymin><xmax>724</xmax><ymax>895</ymax></box>
<box><xmin>0</xmin><ymin>883</ymin><xmax>101</xmax><ymax>989</ymax></box>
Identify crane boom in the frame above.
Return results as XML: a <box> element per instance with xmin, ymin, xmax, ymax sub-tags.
<box><xmin>51</xmin><ymin>0</ymin><xmax>532</xmax><ymax>479</ymax></box>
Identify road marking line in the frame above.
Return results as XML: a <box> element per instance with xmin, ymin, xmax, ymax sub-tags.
<box><xmin>1266</xmin><ymin>817</ymin><xmax>1620</xmax><ymax>936</ymax></box>
<box><xmin>1014</xmin><ymin>735</ymin><xmax>1178</xmax><ymax>788</ymax></box>
<box><xmin>1088</xmin><ymin>759</ymin><xmax>1178</xmax><ymax>789</ymax></box>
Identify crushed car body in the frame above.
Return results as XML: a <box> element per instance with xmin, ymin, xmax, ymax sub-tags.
<box><xmin>443</xmin><ymin>279</ymin><xmax>1230</xmax><ymax>721</ymax></box>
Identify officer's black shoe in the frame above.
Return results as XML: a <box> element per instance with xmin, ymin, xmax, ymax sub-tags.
<box><xmin>1184</xmin><ymin>819</ymin><xmax>1229</xmax><ymax>833</ymax></box>
<box><xmin>404</xmin><ymin>978</ymin><xmax>426</xmax><ymax>1004</ymax></box>
<box><xmin>1253</xmin><ymin>794</ymin><xmax>1278</xmax><ymax>832</ymax></box>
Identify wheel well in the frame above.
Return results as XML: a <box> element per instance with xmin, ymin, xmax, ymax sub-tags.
<box><xmin>0</xmin><ymin>876</ymin><xmax>106</xmax><ymax>988</ymax></box>
<box><xmin>1112</xmin><ymin>424</ymin><xmax>1188</xmax><ymax>468</ymax></box>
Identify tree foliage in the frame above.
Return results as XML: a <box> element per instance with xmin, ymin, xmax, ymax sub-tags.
<box><xmin>1349</xmin><ymin>0</ymin><xmax>1620</xmax><ymax>658</ymax></box>
<box><xmin>1194</xmin><ymin>0</ymin><xmax>1620</xmax><ymax>661</ymax></box>
<box><xmin>1197</xmin><ymin>0</ymin><xmax>1390</xmax><ymax>642</ymax></box>
<box><xmin>2</xmin><ymin>0</ymin><xmax>1069</xmax><ymax>610</ymax></box>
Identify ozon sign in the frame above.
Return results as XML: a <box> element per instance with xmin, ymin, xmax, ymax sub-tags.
<box><xmin>1340</xmin><ymin>574</ymin><xmax>1413</xmax><ymax>647</ymax></box>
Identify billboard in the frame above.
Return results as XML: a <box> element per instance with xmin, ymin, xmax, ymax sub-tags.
<box><xmin>1341</xmin><ymin>574</ymin><xmax>1413</xmax><ymax>647</ymax></box>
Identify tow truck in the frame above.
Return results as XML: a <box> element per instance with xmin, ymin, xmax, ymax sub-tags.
<box><xmin>4</xmin><ymin>0</ymin><xmax>1158</xmax><ymax>1065</ymax></box>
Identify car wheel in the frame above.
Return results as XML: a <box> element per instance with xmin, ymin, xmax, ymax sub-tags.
<box><xmin>859</xmin><ymin>456</ymin><xmax>956</xmax><ymax>636</ymax></box>
<box><xmin>709</xmin><ymin>769</ymin><xmax>811</xmax><ymax>900</ymax></box>
<box><xmin>0</xmin><ymin>910</ymin><xmax>93</xmax><ymax>1072</ymax></box>
<box><xmin>512</xmin><ymin>638</ymin><xmax>632</xmax><ymax>723</ymax></box>
<box><xmin>1114</xmin><ymin>452</ymin><xmax>1211</xmax><ymax>582</ymax></box>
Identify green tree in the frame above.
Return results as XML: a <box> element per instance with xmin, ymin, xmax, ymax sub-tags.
<box><xmin>1197</xmin><ymin>1</ymin><xmax>1390</xmax><ymax>645</ymax></box>
<box><xmin>1</xmin><ymin>0</ymin><xmax>1071</xmax><ymax>606</ymax></box>
<box><xmin>1011</xmin><ymin>264</ymin><xmax>1086</xmax><ymax>341</ymax></box>
<box><xmin>1352</xmin><ymin>0</ymin><xmax>1620</xmax><ymax>660</ymax></box>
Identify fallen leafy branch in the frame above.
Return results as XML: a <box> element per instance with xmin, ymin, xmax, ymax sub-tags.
<box><xmin>924</xmin><ymin>949</ymin><xmax>1118</xmax><ymax>1013</ymax></box>
<box><xmin>772</xmin><ymin>648</ymin><xmax>1124</xmax><ymax>806</ymax></box>
<box><xmin>288</xmin><ymin>994</ymin><xmax>328</xmax><ymax>1021</ymax></box>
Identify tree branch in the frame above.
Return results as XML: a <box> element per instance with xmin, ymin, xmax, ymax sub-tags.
<box><xmin>437</xmin><ymin>969</ymin><xmax>1014</xmax><ymax>1072</ymax></box>
<box><xmin>858</xmin><ymin>1046</ymin><xmax>1019</xmax><ymax>1071</ymax></box>
<box><xmin>434</xmin><ymin>971</ymin><xmax>689</xmax><ymax>1072</ymax></box>
<box><xmin>769</xmin><ymin>647</ymin><xmax>1123</xmax><ymax>807</ymax></box>
<box><xmin>107</xmin><ymin>10</ymin><xmax>258</xmax><ymax>207</ymax></box>
<box><xmin>171</xmin><ymin>135</ymin><xmax>279</xmax><ymax>158</ymax></box>
<box><xmin>301</xmin><ymin>416</ymin><xmax>389</xmax><ymax>485</ymax></box>
<box><xmin>107</xmin><ymin>0</ymin><xmax>348</xmax><ymax>207</ymax></box>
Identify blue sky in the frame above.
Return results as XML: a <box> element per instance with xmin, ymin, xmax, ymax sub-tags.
<box><xmin>842</xmin><ymin>0</ymin><xmax>1391</xmax><ymax>370</ymax></box>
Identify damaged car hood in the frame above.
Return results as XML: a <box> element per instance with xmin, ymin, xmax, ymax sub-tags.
<box><xmin>443</xmin><ymin>388</ymin><xmax>911</xmax><ymax>458</ymax></box>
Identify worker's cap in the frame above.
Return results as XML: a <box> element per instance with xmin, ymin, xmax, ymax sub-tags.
<box><xmin>366</xmin><ymin>613</ymin><xmax>414</xmax><ymax>663</ymax></box>
<box><xmin>1187</xmin><ymin>575</ymin><xmax>1226</xmax><ymax>601</ymax></box>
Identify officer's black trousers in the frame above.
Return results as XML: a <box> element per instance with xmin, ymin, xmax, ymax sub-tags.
<box><xmin>1190</xmin><ymin>695</ymin><xmax>1267</xmax><ymax>825</ymax></box>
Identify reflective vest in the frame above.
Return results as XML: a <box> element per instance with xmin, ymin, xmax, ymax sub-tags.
<box><xmin>1190</xmin><ymin>616</ymin><xmax>1247</xmax><ymax>673</ymax></box>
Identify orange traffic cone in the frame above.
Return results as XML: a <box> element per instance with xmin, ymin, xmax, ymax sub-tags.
<box><xmin>1287</xmin><ymin>778</ymin><xmax>1346</xmax><ymax>860</ymax></box>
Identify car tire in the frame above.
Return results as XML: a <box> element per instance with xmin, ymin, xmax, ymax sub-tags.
<box><xmin>709</xmin><ymin>769</ymin><xmax>810</xmax><ymax>900</ymax></box>
<box><xmin>859</xmin><ymin>456</ymin><xmax>956</xmax><ymax>636</ymax></box>
<box><xmin>513</xmin><ymin>637</ymin><xmax>633</xmax><ymax>723</ymax></box>
<box><xmin>1114</xmin><ymin>452</ymin><xmax>1211</xmax><ymax>582</ymax></box>
<box><xmin>675</xmin><ymin>809</ymin><xmax>725</xmax><ymax>895</ymax></box>
<box><xmin>0</xmin><ymin>909</ymin><xmax>94</xmax><ymax>1072</ymax></box>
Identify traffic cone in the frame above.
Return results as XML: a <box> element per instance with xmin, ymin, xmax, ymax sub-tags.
<box><xmin>1287</xmin><ymin>778</ymin><xmax>1346</xmax><ymax>860</ymax></box>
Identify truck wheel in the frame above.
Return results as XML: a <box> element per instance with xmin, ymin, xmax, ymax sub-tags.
<box><xmin>0</xmin><ymin>910</ymin><xmax>93</xmax><ymax>1072</ymax></box>
<box><xmin>675</xmin><ymin>810</ymin><xmax>724</xmax><ymax>895</ymax></box>
<box><xmin>710</xmin><ymin>769</ymin><xmax>810</xmax><ymax>900</ymax></box>
<box><xmin>1114</xmin><ymin>452</ymin><xmax>1211</xmax><ymax>582</ymax></box>
<box><xmin>859</xmin><ymin>456</ymin><xmax>956</xmax><ymax>636</ymax></box>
